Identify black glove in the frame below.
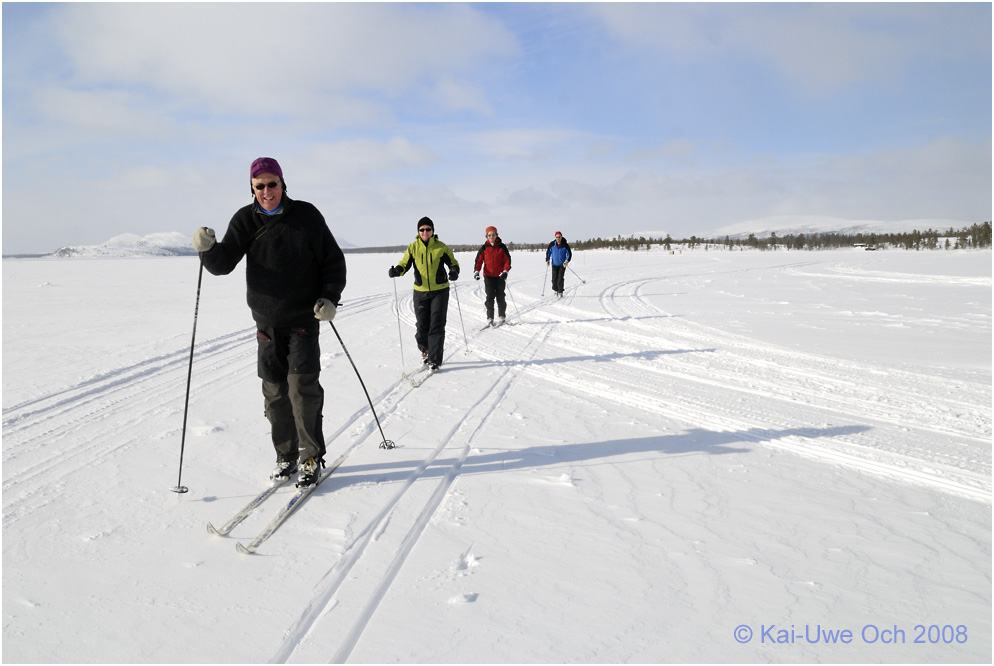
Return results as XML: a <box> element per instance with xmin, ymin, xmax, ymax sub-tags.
<box><xmin>499</xmin><ymin>271</ymin><xmax>508</xmax><ymax>280</ymax></box>
<box><xmin>474</xmin><ymin>271</ymin><xmax>480</xmax><ymax>280</ymax></box>
<box><xmin>448</xmin><ymin>267</ymin><xmax>459</xmax><ymax>281</ymax></box>
<box><xmin>388</xmin><ymin>266</ymin><xmax>400</xmax><ymax>278</ymax></box>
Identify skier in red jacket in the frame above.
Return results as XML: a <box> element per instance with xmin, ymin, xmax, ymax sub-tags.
<box><xmin>473</xmin><ymin>226</ymin><xmax>512</xmax><ymax>327</ymax></box>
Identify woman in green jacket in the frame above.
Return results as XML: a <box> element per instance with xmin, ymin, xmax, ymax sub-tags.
<box><xmin>388</xmin><ymin>217</ymin><xmax>460</xmax><ymax>370</ymax></box>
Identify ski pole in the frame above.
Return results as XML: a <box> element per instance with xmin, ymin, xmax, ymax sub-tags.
<box><xmin>328</xmin><ymin>321</ymin><xmax>395</xmax><ymax>449</ymax></box>
<box><xmin>172</xmin><ymin>261</ymin><xmax>204</xmax><ymax>494</ymax></box>
<box><xmin>392</xmin><ymin>279</ymin><xmax>405</xmax><ymax>369</ymax></box>
<box><xmin>567</xmin><ymin>264</ymin><xmax>587</xmax><ymax>284</ymax></box>
<box><xmin>506</xmin><ymin>280</ymin><xmax>522</xmax><ymax>320</ymax></box>
<box><xmin>451</xmin><ymin>281</ymin><xmax>469</xmax><ymax>353</ymax></box>
<box><xmin>541</xmin><ymin>262</ymin><xmax>549</xmax><ymax>296</ymax></box>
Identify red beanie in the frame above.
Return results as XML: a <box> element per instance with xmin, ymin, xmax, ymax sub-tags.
<box><xmin>485</xmin><ymin>226</ymin><xmax>498</xmax><ymax>236</ymax></box>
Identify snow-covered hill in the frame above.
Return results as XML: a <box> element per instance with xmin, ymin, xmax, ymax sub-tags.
<box><xmin>2</xmin><ymin>248</ymin><xmax>990</xmax><ymax>662</ymax></box>
<box><xmin>46</xmin><ymin>230</ymin><xmax>358</xmax><ymax>258</ymax></box>
<box><xmin>49</xmin><ymin>232</ymin><xmax>199</xmax><ymax>257</ymax></box>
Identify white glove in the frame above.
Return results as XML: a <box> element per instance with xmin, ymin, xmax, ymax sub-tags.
<box><xmin>193</xmin><ymin>227</ymin><xmax>216</xmax><ymax>252</ymax></box>
<box><xmin>563</xmin><ymin>260</ymin><xmax>569</xmax><ymax>267</ymax></box>
<box><xmin>313</xmin><ymin>298</ymin><xmax>337</xmax><ymax>321</ymax></box>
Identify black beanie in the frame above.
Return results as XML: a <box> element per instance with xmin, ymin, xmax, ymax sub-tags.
<box><xmin>418</xmin><ymin>216</ymin><xmax>434</xmax><ymax>230</ymax></box>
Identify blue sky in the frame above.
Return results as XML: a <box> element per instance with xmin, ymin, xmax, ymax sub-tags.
<box><xmin>2</xmin><ymin>2</ymin><xmax>991</xmax><ymax>253</ymax></box>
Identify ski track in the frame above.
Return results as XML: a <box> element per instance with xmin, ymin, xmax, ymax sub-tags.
<box><xmin>477</xmin><ymin>280</ymin><xmax>990</xmax><ymax>502</ymax></box>
<box><xmin>597</xmin><ymin>277</ymin><xmax>986</xmax><ymax>445</ymax></box>
<box><xmin>272</xmin><ymin>320</ymin><xmax>554</xmax><ymax>663</ymax></box>
<box><xmin>1</xmin><ymin>329</ymin><xmax>258</xmax><ymax>523</ymax></box>
<box><xmin>0</xmin><ymin>299</ymin><xmax>390</xmax><ymax>526</ymax></box>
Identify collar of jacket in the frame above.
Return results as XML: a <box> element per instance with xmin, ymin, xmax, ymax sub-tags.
<box><xmin>254</xmin><ymin>195</ymin><xmax>294</xmax><ymax>220</ymax></box>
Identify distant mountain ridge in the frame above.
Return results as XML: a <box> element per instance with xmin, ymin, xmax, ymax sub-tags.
<box><xmin>44</xmin><ymin>231</ymin><xmax>357</xmax><ymax>258</ymax></box>
<box><xmin>625</xmin><ymin>217</ymin><xmax>975</xmax><ymax>242</ymax></box>
<box><xmin>710</xmin><ymin>215</ymin><xmax>972</xmax><ymax>240</ymax></box>
<box><xmin>50</xmin><ymin>233</ymin><xmax>198</xmax><ymax>258</ymax></box>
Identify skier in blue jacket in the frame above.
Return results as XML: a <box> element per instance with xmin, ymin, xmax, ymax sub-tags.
<box><xmin>545</xmin><ymin>231</ymin><xmax>572</xmax><ymax>298</ymax></box>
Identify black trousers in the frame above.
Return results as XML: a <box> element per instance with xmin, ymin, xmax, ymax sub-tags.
<box><xmin>257</xmin><ymin>322</ymin><xmax>325</xmax><ymax>463</ymax></box>
<box><xmin>483</xmin><ymin>275</ymin><xmax>507</xmax><ymax>319</ymax></box>
<box><xmin>551</xmin><ymin>265</ymin><xmax>566</xmax><ymax>293</ymax></box>
<box><xmin>413</xmin><ymin>288</ymin><xmax>450</xmax><ymax>366</ymax></box>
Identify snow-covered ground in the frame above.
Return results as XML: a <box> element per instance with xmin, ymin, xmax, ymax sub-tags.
<box><xmin>2</xmin><ymin>248</ymin><xmax>991</xmax><ymax>663</ymax></box>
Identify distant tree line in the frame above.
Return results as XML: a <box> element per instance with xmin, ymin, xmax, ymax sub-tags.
<box><xmin>493</xmin><ymin>221</ymin><xmax>992</xmax><ymax>253</ymax></box>
<box><xmin>342</xmin><ymin>222</ymin><xmax>991</xmax><ymax>255</ymax></box>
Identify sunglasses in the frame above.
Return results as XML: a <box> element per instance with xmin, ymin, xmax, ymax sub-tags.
<box><xmin>254</xmin><ymin>181</ymin><xmax>280</xmax><ymax>191</ymax></box>
<box><xmin>419</xmin><ymin>227</ymin><xmax>433</xmax><ymax>232</ymax></box>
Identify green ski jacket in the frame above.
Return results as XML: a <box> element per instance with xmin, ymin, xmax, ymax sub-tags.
<box><xmin>395</xmin><ymin>234</ymin><xmax>460</xmax><ymax>292</ymax></box>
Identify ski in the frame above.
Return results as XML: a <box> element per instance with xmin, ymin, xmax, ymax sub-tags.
<box><xmin>410</xmin><ymin>367</ymin><xmax>437</xmax><ymax>388</ymax></box>
<box><xmin>478</xmin><ymin>319</ymin><xmax>506</xmax><ymax>331</ymax></box>
<box><xmin>235</xmin><ymin>453</ymin><xmax>348</xmax><ymax>555</ymax></box>
<box><xmin>207</xmin><ymin>478</ymin><xmax>289</xmax><ymax>536</ymax></box>
<box><xmin>403</xmin><ymin>363</ymin><xmax>430</xmax><ymax>381</ymax></box>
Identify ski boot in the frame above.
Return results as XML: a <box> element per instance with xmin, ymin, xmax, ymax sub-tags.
<box><xmin>296</xmin><ymin>457</ymin><xmax>321</xmax><ymax>488</ymax></box>
<box><xmin>270</xmin><ymin>456</ymin><xmax>298</xmax><ymax>484</ymax></box>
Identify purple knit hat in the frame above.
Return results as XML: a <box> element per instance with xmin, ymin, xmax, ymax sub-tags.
<box><xmin>250</xmin><ymin>157</ymin><xmax>283</xmax><ymax>180</ymax></box>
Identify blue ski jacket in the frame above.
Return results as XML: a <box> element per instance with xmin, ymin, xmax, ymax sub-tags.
<box><xmin>545</xmin><ymin>237</ymin><xmax>572</xmax><ymax>266</ymax></box>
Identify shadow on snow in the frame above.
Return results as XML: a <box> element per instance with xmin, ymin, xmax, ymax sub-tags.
<box><xmin>442</xmin><ymin>347</ymin><xmax>716</xmax><ymax>370</ymax></box>
<box><xmin>322</xmin><ymin>424</ymin><xmax>871</xmax><ymax>490</ymax></box>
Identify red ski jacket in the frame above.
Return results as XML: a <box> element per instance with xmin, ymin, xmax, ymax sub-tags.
<box><xmin>473</xmin><ymin>238</ymin><xmax>511</xmax><ymax>278</ymax></box>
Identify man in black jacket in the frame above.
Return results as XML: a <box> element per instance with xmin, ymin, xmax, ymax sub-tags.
<box><xmin>193</xmin><ymin>157</ymin><xmax>346</xmax><ymax>487</ymax></box>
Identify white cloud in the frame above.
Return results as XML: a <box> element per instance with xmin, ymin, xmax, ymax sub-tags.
<box><xmin>588</xmin><ymin>3</ymin><xmax>988</xmax><ymax>96</ymax></box>
<box><xmin>461</xmin><ymin>128</ymin><xmax>588</xmax><ymax>161</ymax></box>
<box><xmin>498</xmin><ymin>186</ymin><xmax>559</xmax><ymax>209</ymax></box>
<box><xmin>34</xmin><ymin>87</ymin><xmax>176</xmax><ymax>138</ymax></box>
<box><xmin>626</xmin><ymin>139</ymin><xmax>699</xmax><ymax>164</ymax></box>
<box><xmin>52</xmin><ymin>3</ymin><xmax>517</xmax><ymax>121</ymax></box>
<box><xmin>430</xmin><ymin>79</ymin><xmax>495</xmax><ymax>116</ymax></box>
<box><xmin>296</xmin><ymin>137</ymin><xmax>441</xmax><ymax>185</ymax></box>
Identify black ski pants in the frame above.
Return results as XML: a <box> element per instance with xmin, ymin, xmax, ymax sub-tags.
<box><xmin>551</xmin><ymin>265</ymin><xmax>566</xmax><ymax>294</ymax></box>
<box><xmin>257</xmin><ymin>322</ymin><xmax>326</xmax><ymax>463</ymax></box>
<box><xmin>483</xmin><ymin>275</ymin><xmax>507</xmax><ymax>319</ymax></box>
<box><xmin>413</xmin><ymin>288</ymin><xmax>449</xmax><ymax>367</ymax></box>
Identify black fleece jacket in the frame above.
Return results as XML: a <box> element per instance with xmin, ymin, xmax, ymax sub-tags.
<box><xmin>200</xmin><ymin>196</ymin><xmax>346</xmax><ymax>328</ymax></box>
